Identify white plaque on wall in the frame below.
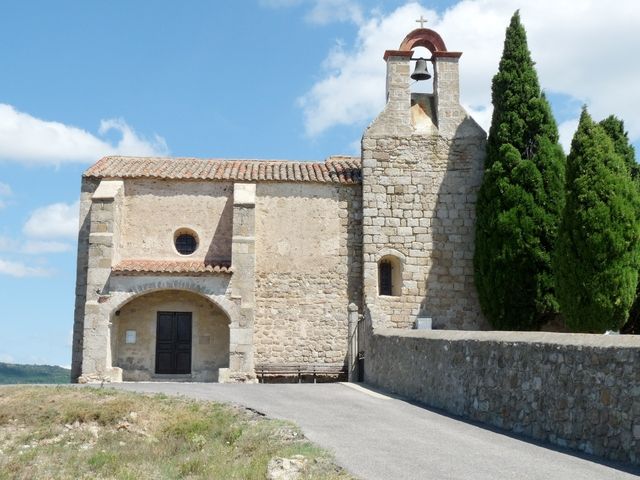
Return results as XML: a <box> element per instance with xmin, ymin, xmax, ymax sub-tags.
<box><xmin>125</xmin><ymin>330</ymin><xmax>137</xmax><ymax>344</ymax></box>
<box><xmin>414</xmin><ymin>317</ymin><xmax>432</xmax><ymax>330</ymax></box>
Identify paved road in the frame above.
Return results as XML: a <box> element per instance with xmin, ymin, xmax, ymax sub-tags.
<box><xmin>108</xmin><ymin>382</ymin><xmax>639</xmax><ymax>480</ymax></box>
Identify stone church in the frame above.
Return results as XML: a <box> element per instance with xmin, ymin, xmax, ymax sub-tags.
<box><xmin>71</xmin><ymin>26</ymin><xmax>487</xmax><ymax>383</ymax></box>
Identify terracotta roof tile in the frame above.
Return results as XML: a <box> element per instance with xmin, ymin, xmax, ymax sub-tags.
<box><xmin>84</xmin><ymin>155</ymin><xmax>361</xmax><ymax>184</ymax></box>
<box><xmin>112</xmin><ymin>259</ymin><xmax>232</xmax><ymax>275</ymax></box>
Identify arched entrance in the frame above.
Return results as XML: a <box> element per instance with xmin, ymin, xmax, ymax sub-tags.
<box><xmin>110</xmin><ymin>289</ymin><xmax>230</xmax><ymax>382</ymax></box>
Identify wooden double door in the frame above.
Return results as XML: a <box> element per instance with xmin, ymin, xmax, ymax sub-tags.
<box><xmin>155</xmin><ymin>312</ymin><xmax>192</xmax><ymax>374</ymax></box>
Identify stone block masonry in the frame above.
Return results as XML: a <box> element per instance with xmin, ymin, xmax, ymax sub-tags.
<box><xmin>72</xmin><ymin>163</ymin><xmax>362</xmax><ymax>382</ymax></box>
<box><xmin>365</xmin><ymin>328</ymin><xmax>640</xmax><ymax>465</ymax></box>
<box><xmin>361</xmin><ymin>134</ymin><xmax>486</xmax><ymax>330</ymax></box>
<box><xmin>361</xmin><ymin>44</ymin><xmax>488</xmax><ymax>331</ymax></box>
<box><xmin>253</xmin><ymin>182</ymin><xmax>362</xmax><ymax>364</ymax></box>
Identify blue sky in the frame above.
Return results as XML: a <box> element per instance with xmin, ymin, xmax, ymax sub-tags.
<box><xmin>1</xmin><ymin>0</ymin><xmax>638</xmax><ymax>367</ymax></box>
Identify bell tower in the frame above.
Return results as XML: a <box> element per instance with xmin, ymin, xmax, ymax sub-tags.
<box><xmin>361</xmin><ymin>24</ymin><xmax>487</xmax><ymax>330</ymax></box>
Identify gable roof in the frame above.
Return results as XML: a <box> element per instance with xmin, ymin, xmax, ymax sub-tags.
<box><xmin>84</xmin><ymin>155</ymin><xmax>362</xmax><ymax>184</ymax></box>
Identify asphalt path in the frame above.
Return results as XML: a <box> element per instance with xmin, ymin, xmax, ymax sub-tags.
<box><xmin>107</xmin><ymin>382</ymin><xmax>640</xmax><ymax>480</ymax></box>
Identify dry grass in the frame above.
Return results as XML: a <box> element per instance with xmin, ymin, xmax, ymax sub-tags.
<box><xmin>0</xmin><ymin>386</ymin><xmax>353</xmax><ymax>480</ymax></box>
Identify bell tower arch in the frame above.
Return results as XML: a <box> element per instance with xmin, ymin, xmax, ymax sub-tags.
<box><xmin>399</xmin><ymin>27</ymin><xmax>447</xmax><ymax>52</ymax></box>
<box><xmin>378</xmin><ymin>27</ymin><xmax>464</xmax><ymax>137</ymax></box>
<box><xmin>361</xmin><ymin>24</ymin><xmax>487</xmax><ymax>331</ymax></box>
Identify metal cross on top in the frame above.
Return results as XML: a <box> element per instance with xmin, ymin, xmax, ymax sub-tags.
<box><xmin>415</xmin><ymin>15</ymin><xmax>428</xmax><ymax>28</ymax></box>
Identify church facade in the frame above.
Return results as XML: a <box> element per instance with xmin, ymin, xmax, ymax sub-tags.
<box><xmin>71</xmin><ymin>26</ymin><xmax>487</xmax><ymax>383</ymax></box>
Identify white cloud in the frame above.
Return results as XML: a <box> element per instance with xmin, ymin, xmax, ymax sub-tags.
<box><xmin>298</xmin><ymin>3</ymin><xmax>434</xmax><ymax>136</ymax></box>
<box><xmin>0</xmin><ymin>202</ymin><xmax>77</xmax><ymax>257</ymax></box>
<box><xmin>23</xmin><ymin>201</ymin><xmax>79</xmax><ymax>239</ymax></box>
<box><xmin>0</xmin><ymin>259</ymin><xmax>51</xmax><ymax>277</ymax></box>
<box><xmin>299</xmin><ymin>1</ymin><xmax>640</xmax><ymax>142</ymax></box>
<box><xmin>0</xmin><ymin>104</ymin><xmax>168</xmax><ymax>165</ymax></box>
<box><xmin>98</xmin><ymin>118</ymin><xmax>167</xmax><ymax>157</ymax></box>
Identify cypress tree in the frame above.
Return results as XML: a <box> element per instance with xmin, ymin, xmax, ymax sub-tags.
<box><xmin>599</xmin><ymin>116</ymin><xmax>638</xmax><ymax>180</ymax></box>
<box><xmin>599</xmin><ymin>116</ymin><xmax>640</xmax><ymax>333</ymax></box>
<box><xmin>555</xmin><ymin>109</ymin><xmax>640</xmax><ymax>332</ymax></box>
<box><xmin>474</xmin><ymin>11</ymin><xmax>565</xmax><ymax>330</ymax></box>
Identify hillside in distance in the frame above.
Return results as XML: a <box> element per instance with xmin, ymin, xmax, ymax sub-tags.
<box><xmin>0</xmin><ymin>362</ymin><xmax>70</xmax><ymax>384</ymax></box>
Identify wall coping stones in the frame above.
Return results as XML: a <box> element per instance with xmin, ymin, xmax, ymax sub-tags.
<box><xmin>374</xmin><ymin>328</ymin><xmax>640</xmax><ymax>348</ymax></box>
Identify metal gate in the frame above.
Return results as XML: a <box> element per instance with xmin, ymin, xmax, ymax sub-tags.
<box><xmin>348</xmin><ymin>304</ymin><xmax>366</xmax><ymax>382</ymax></box>
<box><xmin>356</xmin><ymin>316</ymin><xmax>365</xmax><ymax>382</ymax></box>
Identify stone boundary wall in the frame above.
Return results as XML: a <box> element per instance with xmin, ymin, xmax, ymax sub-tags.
<box><xmin>365</xmin><ymin>329</ymin><xmax>640</xmax><ymax>465</ymax></box>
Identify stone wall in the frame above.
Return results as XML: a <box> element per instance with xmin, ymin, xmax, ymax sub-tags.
<box><xmin>361</xmin><ymin>49</ymin><xmax>487</xmax><ymax>331</ymax></box>
<box><xmin>254</xmin><ymin>182</ymin><xmax>362</xmax><ymax>364</ymax></box>
<box><xmin>119</xmin><ymin>179</ymin><xmax>233</xmax><ymax>263</ymax></box>
<box><xmin>365</xmin><ymin>329</ymin><xmax>640</xmax><ymax>464</ymax></box>
<box><xmin>362</xmin><ymin>134</ymin><xmax>486</xmax><ymax>330</ymax></box>
<box><xmin>76</xmin><ymin>179</ymin><xmax>126</xmax><ymax>382</ymax></box>
<box><xmin>71</xmin><ymin>177</ymin><xmax>99</xmax><ymax>381</ymax></box>
<box><xmin>73</xmin><ymin>172</ymin><xmax>362</xmax><ymax>382</ymax></box>
<box><xmin>72</xmin><ymin>175</ymin><xmax>254</xmax><ymax>383</ymax></box>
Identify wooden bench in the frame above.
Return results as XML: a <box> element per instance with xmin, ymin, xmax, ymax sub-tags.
<box><xmin>255</xmin><ymin>363</ymin><xmax>347</xmax><ymax>383</ymax></box>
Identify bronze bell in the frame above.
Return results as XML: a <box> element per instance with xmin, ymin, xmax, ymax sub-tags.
<box><xmin>411</xmin><ymin>58</ymin><xmax>431</xmax><ymax>81</ymax></box>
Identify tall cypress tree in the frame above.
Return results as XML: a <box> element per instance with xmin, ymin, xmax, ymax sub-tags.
<box><xmin>599</xmin><ymin>116</ymin><xmax>638</xmax><ymax>181</ymax></box>
<box><xmin>599</xmin><ymin>116</ymin><xmax>640</xmax><ymax>333</ymax></box>
<box><xmin>555</xmin><ymin>109</ymin><xmax>640</xmax><ymax>332</ymax></box>
<box><xmin>474</xmin><ymin>11</ymin><xmax>565</xmax><ymax>330</ymax></box>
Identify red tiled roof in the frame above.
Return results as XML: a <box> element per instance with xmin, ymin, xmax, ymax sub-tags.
<box><xmin>84</xmin><ymin>156</ymin><xmax>361</xmax><ymax>184</ymax></box>
<box><xmin>112</xmin><ymin>259</ymin><xmax>232</xmax><ymax>275</ymax></box>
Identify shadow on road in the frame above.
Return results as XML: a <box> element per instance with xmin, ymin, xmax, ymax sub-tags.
<box><xmin>355</xmin><ymin>381</ymin><xmax>640</xmax><ymax>477</ymax></box>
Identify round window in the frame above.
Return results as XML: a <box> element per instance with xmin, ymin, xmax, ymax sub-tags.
<box><xmin>174</xmin><ymin>230</ymin><xmax>198</xmax><ymax>255</ymax></box>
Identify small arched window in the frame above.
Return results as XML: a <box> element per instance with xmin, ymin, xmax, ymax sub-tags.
<box><xmin>379</xmin><ymin>261</ymin><xmax>393</xmax><ymax>296</ymax></box>
<box><xmin>378</xmin><ymin>255</ymin><xmax>402</xmax><ymax>296</ymax></box>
